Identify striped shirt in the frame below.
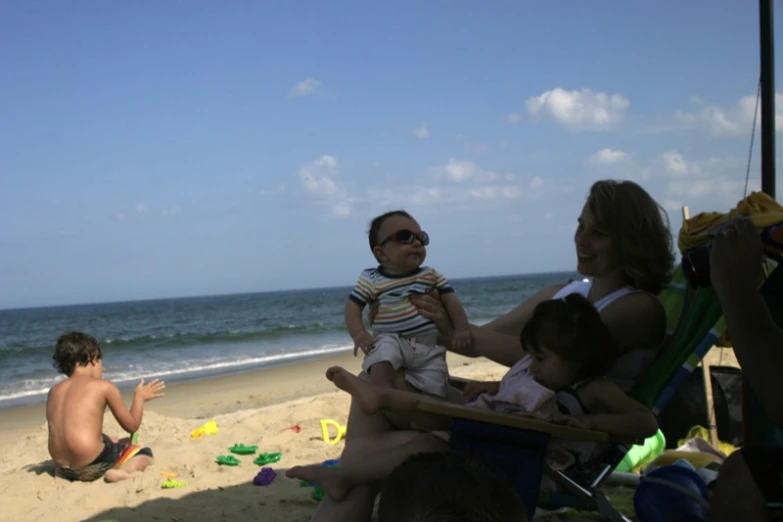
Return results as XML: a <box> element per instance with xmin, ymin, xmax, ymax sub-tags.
<box><xmin>349</xmin><ymin>266</ymin><xmax>454</xmax><ymax>339</ymax></box>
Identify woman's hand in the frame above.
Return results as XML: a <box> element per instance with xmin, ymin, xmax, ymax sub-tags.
<box><xmin>409</xmin><ymin>290</ymin><xmax>454</xmax><ymax>335</ymax></box>
<box><xmin>462</xmin><ymin>380</ymin><xmax>501</xmax><ymax>400</ymax></box>
<box><xmin>552</xmin><ymin>414</ymin><xmax>591</xmax><ymax>430</ymax></box>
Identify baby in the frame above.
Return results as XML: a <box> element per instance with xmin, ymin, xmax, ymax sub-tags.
<box><xmin>290</xmin><ymin>294</ymin><xmax>658</xmax><ymax>500</ymax></box>
<box><xmin>345</xmin><ymin>210</ymin><xmax>470</xmax><ymax>398</ymax></box>
<box><xmin>46</xmin><ymin>331</ymin><xmax>165</xmax><ymax>482</ymax></box>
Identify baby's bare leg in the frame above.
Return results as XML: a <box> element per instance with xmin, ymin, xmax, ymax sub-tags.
<box><xmin>368</xmin><ymin>361</ymin><xmax>395</xmax><ymax>388</ymax></box>
<box><xmin>327</xmin><ymin>366</ymin><xmax>453</xmax><ymax>431</ymax></box>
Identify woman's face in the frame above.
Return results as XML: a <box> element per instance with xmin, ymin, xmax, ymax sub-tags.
<box><xmin>574</xmin><ymin>204</ymin><xmax>619</xmax><ymax>277</ymax></box>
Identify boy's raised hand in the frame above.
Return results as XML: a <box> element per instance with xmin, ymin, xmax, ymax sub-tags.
<box><xmin>352</xmin><ymin>331</ymin><xmax>374</xmax><ymax>356</ymax></box>
<box><xmin>134</xmin><ymin>378</ymin><xmax>166</xmax><ymax>401</ymax></box>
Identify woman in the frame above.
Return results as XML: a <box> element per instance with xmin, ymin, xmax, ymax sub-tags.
<box><xmin>310</xmin><ymin>179</ymin><xmax>675</xmax><ymax>522</ymax></box>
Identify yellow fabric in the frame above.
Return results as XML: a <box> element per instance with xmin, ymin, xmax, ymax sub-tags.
<box><xmin>676</xmin><ymin>425</ymin><xmax>739</xmax><ymax>456</ymax></box>
<box><xmin>678</xmin><ymin>191</ymin><xmax>783</xmax><ymax>254</ymax></box>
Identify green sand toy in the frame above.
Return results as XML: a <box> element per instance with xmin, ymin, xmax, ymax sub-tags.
<box><xmin>216</xmin><ymin>455</ymin><xmax>241</xmax><ymax>466</ymax></box>
<box><xmin>253</xmin><ymin>452</ymin><xmax>282</xmax><ymax>466</ymax></box>
<box><xmin>161</xmin><ymin>479</ymin><xmax>188</xmax><ymax>489</ymax></box>
<box><xmin>229</xmin><ymin>444</ymin><xmax>258</xmax><ymax>455</ymax></box>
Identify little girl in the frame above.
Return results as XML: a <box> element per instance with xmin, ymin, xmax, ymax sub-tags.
<box><xmin>287</xmin><ymin>293</ymin><xmax>659</xmax><ymax>501</ymax></box>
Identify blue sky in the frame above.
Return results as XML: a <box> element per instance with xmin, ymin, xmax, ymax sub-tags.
<box><xmin>1</xmin><ymin>0</ymin><xmax>780</xmax><ymax>309</ymax></box>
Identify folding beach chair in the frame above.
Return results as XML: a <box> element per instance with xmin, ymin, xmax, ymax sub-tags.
<box><xmin>414</xmin><ymin>265</ymin><xmax>726</xmax><ymax>521</ymax></box>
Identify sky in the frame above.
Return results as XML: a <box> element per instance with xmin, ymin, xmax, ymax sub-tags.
<box><xmin>1</xmin><ymin>0</ymin><xmax>781</xmax><ymax>309</ymax></box>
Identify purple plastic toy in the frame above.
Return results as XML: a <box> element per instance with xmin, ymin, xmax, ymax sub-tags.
<box><xmin>253</xmin><ymin>467</ymin><xmax>277</xmax><ymax>486</ymax></box>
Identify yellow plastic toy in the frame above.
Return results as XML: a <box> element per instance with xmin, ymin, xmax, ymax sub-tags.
<box><xmin>191</xmin><ymin>420</ymin><xmax>219</xmax><ymax>439</ymax></box>
<box><xmin>320</xmin><ymin>419</ymin><xmax>347</xmax><ymax>445</ymax></box>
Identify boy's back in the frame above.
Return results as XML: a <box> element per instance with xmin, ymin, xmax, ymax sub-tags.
<box><xmin>47</xmin><ymin>376</ymin><xmax>112</xmax><ymax>469</ymax></box>
<box><xmin>46</xmin><ymin>331</ymin><xmax>164</xmax><ymax>482</ymax></box>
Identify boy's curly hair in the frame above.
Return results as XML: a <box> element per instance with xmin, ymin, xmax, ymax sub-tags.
<box><xmin>52</xmin><ymin>331</ymin><xmax>102</xmax><ymax>376</ymax></box>
<box><xmin>521</xmin><ymin>294</ymin><xmax>619</xmax><ymax>379</ymax></box>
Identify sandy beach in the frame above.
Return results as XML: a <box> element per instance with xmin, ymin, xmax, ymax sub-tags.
<box><xmin>0</xmin><ymin>348</ymin><xmax>738</xmax><ymax>522</ymax></box>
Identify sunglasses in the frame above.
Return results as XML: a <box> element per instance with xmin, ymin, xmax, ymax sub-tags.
<box><xmin>379</xmin><ymin>229</ymin><xmax>430</xmax><ymax>247</ymax></box>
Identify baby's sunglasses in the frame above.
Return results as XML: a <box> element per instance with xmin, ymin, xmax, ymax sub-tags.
<box><xmin>379</xmin><ymin>229</ymin><xmax>430</xmax><ymax>247</ymax></box>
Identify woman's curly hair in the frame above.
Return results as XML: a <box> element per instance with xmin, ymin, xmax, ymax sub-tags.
<box><xmin>52</xmin><ymin>331</ymin><xmax>102</xmax><ymax>376</ymax></box>
<box><xmin>587</xmin><ymin>180</ymin><xmax>675</xmax><ymax>295</ymax></box>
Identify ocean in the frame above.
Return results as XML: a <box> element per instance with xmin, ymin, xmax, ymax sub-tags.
<box><xmin>0</xmin><ymin>272</ymin><xmax>578</xmax><ymax>409</ymax></box>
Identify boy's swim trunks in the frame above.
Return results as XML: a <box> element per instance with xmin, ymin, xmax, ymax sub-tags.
<box><xmin>59</xmin><ymin>434</ymin><xmax>153</xmax><ymax>482</ymax></box>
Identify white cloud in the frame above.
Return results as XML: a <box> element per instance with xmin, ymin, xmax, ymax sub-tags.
<box><xmin>363</xmin><ymin>158</ymin><xmax>549</xmax><ymax>209</ymax></box>
<box><xmin>660</xmin><ymin>150</ymin><xmax>700</xmax><ymax>177</ymax></box>
<box><xmin>134</xmin><ymin>203</ymin><xmax>147</xmax><ymax>214</ymax></box>
<box><xmin>413</xmin><ymin>122</ymin><xmax>429</xmax><ymax>140</ymax></box>
<box><xmin>259</xmin><ymin>184</ymin><xmax>286</xmax><ymax>196</ymax></box>
<box><xmin>525</xmin><ymin>87</ymin><xmax>629</xmax><ymax>131</ymax></box>
<box><xmin>288</xmin><ymin>78</ymin><xmax>323</xmax><ymax>98</ymax></box>
<box><xmin>431</xmin><ymin>159</ymin><xmax>499</xmax><ymax>183</ymax></box>
<box><xmin>645</xmin><ymin>150</ymin><xmax>756</xmax><ymax>203</ymax></box>
<box><xmin>297</xmin><ymin>155</ymin><xmax>354</xmax><ymax>216</ymax></box>
<box><xmin>506</xmin><ymin>112</ymin><xmax>522</xmax><ymax>125</ymax></box>
<box><xmin>587</xmin><ymin>148</ymin><xmax>628</xmax><ymax>165</ymax></box>
<box><xmin>674</xmin><ymin>92</ymin><xmax>783</xmax><ymax>136</ymax></box>
<box><xmin>161</xmin><ymin>205</ymin><xmax>183</xmax><ymax>218</ymax></box>
<box><xmin>499</xmin><ymin>141</ymin><xmax>508</xmax><ymax>149</ymax></box>
<box><xmin>529</xmin><ymin>176</ymin><xmax>544</xmax><ymax>190</ymax></box>
<box><xmin>467</xmin><ymin>185</ymin><xmax>520</xmax><ymax>200</ymax></box>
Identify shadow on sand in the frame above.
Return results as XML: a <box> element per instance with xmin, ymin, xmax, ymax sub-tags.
<box><xmin>25</xmin><ymin>459</ymin><xmax>55</xmax><ymax>477</ymax></box>
<box><xmin>29</xmin><ymin>461</ymin><xmax>322</xmax><ymax>522</ymax></box>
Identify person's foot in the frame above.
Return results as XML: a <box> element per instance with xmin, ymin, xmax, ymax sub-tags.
<box><xmin>104</xmin><ymin>469</ymin><xmax>134</xmax><ymax>482</ymax></box>
<box><xmin>286</xmin><ymin>465</ymin><xmax>349</xmax><ymax>501</ymax></box>
<box><xmin>326</xmin><ymin>366</ymin><xmax>380</xmax><ymax>415</ymax></box>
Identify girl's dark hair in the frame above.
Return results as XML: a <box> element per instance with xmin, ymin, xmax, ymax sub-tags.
<box><xmin>52</xmin><ymin>331</ymin><xmax>102</xmax><ymax>376</ymax></box>
<box><xmin>520</xmin><ymin>294</ymin><xmax>619</xmax><ymax>379</ymax></box>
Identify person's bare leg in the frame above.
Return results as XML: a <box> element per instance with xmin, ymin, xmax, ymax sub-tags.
<box><xmin>365</xmin><ymin>362</ymin><xmax>412</xmax><ymax>429</ymax></box>
<box><xmin>368</xmin><ymin>361</ymin><xmax>395</xmax><ymax>388</ymax></box>
<box><xmin>288</xmin><ymin>433</ymin><xmax>447</xmax><ymax>501</ymax></box>
<box><xmin>308</xmin><ymin>373</ymin><xmax>464</xmax><ymax>522</ymax></box>
<box><xmin>709</xmin><ymin>451</ymin><xmax>768</xmax><ymax>522</ymax></box>
<box><xmin>309</xmin><ymin>371</ymin><xmax>397</xmax><ymax>522</ymax></box>
<box><xmin>104</xmin><ymin>455</ymin><xmax>154</xmax><ymax>483</ymax></box>
<box><xmin>327</xmin><ymin>366</ymin><xmax>453</xmax><ymax>432</ymax></box>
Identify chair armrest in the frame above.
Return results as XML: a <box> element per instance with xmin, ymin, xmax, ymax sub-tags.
<box><xmin>448</xmin><ymin>376</ymin><xmax>476</xmax><ymax>391</ymax></box>
<box><xmin>416</xmin><ymin>397</ymin><xmax>617</xmax><ymax>443</ymax></box>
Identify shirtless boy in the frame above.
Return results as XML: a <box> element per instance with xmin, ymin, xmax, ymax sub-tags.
<box><xmin>46</xmin><ymin>331</ymin><xmax>165</xmax><ymax>482</ymax></box>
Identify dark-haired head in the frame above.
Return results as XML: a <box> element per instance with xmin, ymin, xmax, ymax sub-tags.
<box><xmin>368</xmin><ymin>210</ymin><xmax>414</xmax><ymax>251</ymax></box>
<box><xmin>367</xmin><ymin>210</ymin><xmax>427</xmax><ymax>271</ymax></box>
<box><xmin>378</xmin><ymin>451</ymin><xmax>528</xmax><ymax>522</ymax></box>
<box><xmin>579</xmin><ymin>179</ymin><xmax>674</xmax><ymax>295</ymax></box>
<box><xmin>52</xmin><ymin>331</ymin><xmax>102</xmax><ymax>376</ymax></box>
<box><xmin>520</xmin><ymin>294</ymin><xmax>619</xmax><ymax>388</ymax></box>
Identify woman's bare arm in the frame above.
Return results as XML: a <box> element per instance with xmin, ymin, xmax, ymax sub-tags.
<box><xmin>599</xmin><ymin>292</ymin><xmax>667</xmax><ymax>355</ymax></box>
<box><xmin>483</xmin><ymin>284</ymin><xmax>565</xmax><ymax>335</ymax></box>
<box><xmin>578</xmin><ymin>379</ymin><xmax>659</xmax><ymax>441</ymax></box>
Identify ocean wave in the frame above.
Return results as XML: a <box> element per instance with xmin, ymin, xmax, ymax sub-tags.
<box><xmin>0</xmin><ymin>343</ymin><xmax>353</xmax><ymax>404</ymax></box>
<box><xmin>0</xmin><ymin>322</ymin><xmax>346</xmax><ymax>358</ymax></box>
